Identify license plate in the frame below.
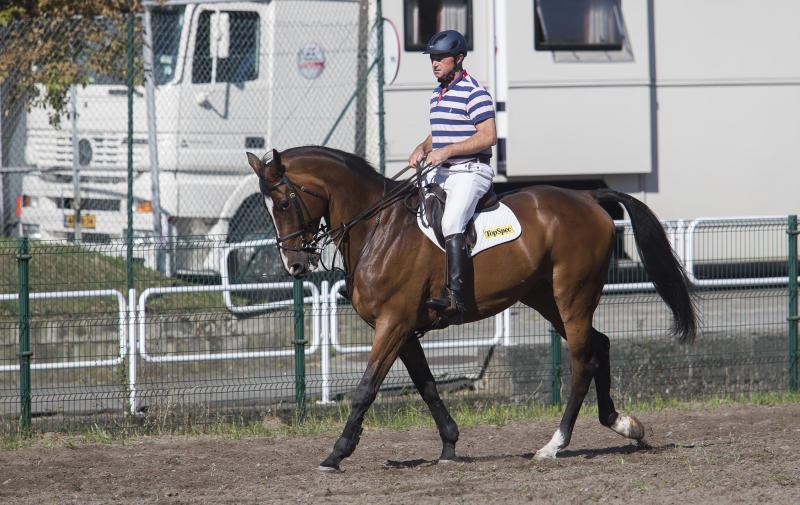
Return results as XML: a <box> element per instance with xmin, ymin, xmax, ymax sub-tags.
<box><xmin>65</xmin><ymin>214</ymin><xmax>96</xmax><ymax>229</ymax></box>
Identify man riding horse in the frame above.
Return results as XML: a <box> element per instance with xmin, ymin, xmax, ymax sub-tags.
<box><xmin>408</xmin><ymin>30</ymin><xmax>497</xmax><ymax>324</ymax></box>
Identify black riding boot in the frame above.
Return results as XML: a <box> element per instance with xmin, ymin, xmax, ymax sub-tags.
<box><xmin>426</xmin><ymin>233</ymin><xmax>468</xmax><ymax>324</ymax></box>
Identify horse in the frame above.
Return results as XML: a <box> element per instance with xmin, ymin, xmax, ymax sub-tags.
<box><xmin>245</xmin><ymin>146</ymin><xmax>697</xmax><ymax>472</ymax></box>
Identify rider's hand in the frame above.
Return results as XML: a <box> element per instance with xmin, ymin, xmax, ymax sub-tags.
<box><xmin>425</xmin><ymin>147</ymin><xmax>451</xmax><ymax>167</ymax></box>
<box><xmin>408</xmin><ymin>145</ymin><xmax>426</xmax><ymax>166</ymax></box>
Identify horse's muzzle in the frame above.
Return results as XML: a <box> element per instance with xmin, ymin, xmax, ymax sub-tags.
<box><xmin>288</xmin><ymin>262</ymin><xmax>308</xmax><ymax>278</ymax></box>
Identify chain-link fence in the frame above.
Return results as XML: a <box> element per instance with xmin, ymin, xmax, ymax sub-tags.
<box><xmin>0</xmin><ymin>2</ymin><xmax>798</xmax><ymax>435</ymax></box>
<box><xmin>1</xmin><ymin>1</ymin><xmax>384</xmax><ymax>285</ymax></box>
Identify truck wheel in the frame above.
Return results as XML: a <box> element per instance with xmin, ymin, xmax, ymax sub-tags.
<box><xmin>227</xmin><ymin>194</ymin><xmax>286</xmax><ymax>289</ymax></box>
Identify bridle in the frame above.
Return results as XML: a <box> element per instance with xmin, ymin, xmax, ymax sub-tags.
<box><xmin>262</xmin><ymin>172</ymin><xmax>329</xmax><ymax>255</ymax></box>
<box><xmin>262</xmin><ymin>159</ymin><xmax>437</xmax><ymax>269</ymax></box>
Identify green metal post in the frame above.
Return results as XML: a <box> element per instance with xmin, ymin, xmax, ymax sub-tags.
<box><xmin>17</xmin><ymin>237</ymin><xmax>32</xmax><ymax>432</ymax></box>
<box><xmin>293</xmin><ymin>280</ymin><xmax>307</xmax><ymax>420</ymax></box>
<box><xmin>376</xmin><ymin>0</ymin><xmax>386</xmax><ymax>175</ymax></box>
<box><xmin>550</xmin><ymin>326</ymin><xmax>561</xmax><ymax>407</ymax></box>
<box><xmin>321</xmin><ymin>58</ymin><xmax>378</xmax><ymax>147</ymax></box>
<box><xmin>788</xmin><ymin>215</ymin><xmax>798</xmax><ymax>392</ymax></box>
<box><xmin>126</xmin><ymin>12</ymin><xmax>134</xmax><ymax>292</ymax></box>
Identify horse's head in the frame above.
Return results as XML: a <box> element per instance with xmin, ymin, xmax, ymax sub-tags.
<box><xmin>247</xmin><ymin>149</ymin><xmax>328</xmax><ymax>278</ymax></box>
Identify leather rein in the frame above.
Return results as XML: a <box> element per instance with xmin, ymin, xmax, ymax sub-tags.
<box><xmin>264</xmin><ymin>162</ymin><xmax>435</xmax><ymax>267</ymax></box>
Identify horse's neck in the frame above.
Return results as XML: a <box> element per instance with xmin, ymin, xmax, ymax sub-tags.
<box><xmin>325</xmin><ymin>168</ymin><xmax>389</xmax><ymax>273</ymax></box>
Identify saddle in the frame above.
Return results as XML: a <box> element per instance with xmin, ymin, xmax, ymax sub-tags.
<box><xmin>421</xmin><ymin>184</ymin><xmax>500</xmax><ymax>250</ymax></box>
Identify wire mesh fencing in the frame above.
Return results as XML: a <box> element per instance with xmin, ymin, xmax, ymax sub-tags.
<box><xmin>0</xmin><ymin>1</ymin><xmax>797</xmax><ymax>435</ymax></box>
<box><xmin>0</xmin><ymin>217</ymin><xmax>797</xmax><ymax>434</ymax></box>
<box><xmin>1</xmin><ymin>1</ymin><xmax>384</xmax><ymax>271</ymax></box>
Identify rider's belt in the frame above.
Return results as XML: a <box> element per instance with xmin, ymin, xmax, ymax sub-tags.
<box><xmin>441</xmin><ymin>155</ymin><xmax>490</xmax><ymax>168</ymax></box>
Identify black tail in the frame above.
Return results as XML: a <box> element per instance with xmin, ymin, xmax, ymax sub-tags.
<box><xmin>594</xmin><ymin>189</ymin><xmax>697</xmax><ymax>343</ymax></box>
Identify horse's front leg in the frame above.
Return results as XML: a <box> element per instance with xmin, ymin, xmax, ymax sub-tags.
<box><xmin>398</xmin><ymin>337</ymin><xmax>459</xmax><ymax>461</ymax></box>
<box><xmin>319</xmin><ymin>319</ymin><xmax>410</xmax><ymax>472</ymax></box>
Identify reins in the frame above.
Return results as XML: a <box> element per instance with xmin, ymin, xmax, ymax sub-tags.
<box><xmin>272</xmin><ymin>161</ymin><xmax>436</xmax><ymax>265</ymax></box>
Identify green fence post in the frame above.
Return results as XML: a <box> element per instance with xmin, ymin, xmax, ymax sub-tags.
<box><xmin>788</xmin><ymin>215</ymin><xmax>798</xmax><ymax>392</ymax></box>
<box><xmin>293</xmin><ymin>279</ymin><xmax>307</xmax><ymax>420</ymax></box>
<box><xmin>17</xmin><ymin>237</ymin><xmax>32</xmax><ymax>433</ymax></box>
<box><xmin>550</xmin><ymin>326</ymin><xmax>561</xmax><ymax>407</ymax></box>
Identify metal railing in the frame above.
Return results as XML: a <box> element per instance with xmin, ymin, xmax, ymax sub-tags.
<box><xmin>0</xmin><ymin>289</ymin><xmax>127</xmax><ymax>371</ymax></box>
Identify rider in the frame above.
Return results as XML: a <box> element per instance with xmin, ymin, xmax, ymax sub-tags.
<box><xmin>408</xmin><ymin>30</ymin><xmax>497</xmax><ymax>323</ymax></box>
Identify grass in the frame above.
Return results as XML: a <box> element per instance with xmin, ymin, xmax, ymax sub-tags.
<box><xmin>2</xmin><ymin>390</ymin><xmax>799</xmax><ymax>451</ymax></box>
<box><xmin>0</xmin><ymin>239</ymin><xmax>290</xmax><ymax>319</ymax></box>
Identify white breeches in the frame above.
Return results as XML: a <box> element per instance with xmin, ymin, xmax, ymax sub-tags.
<box><xmin>425</xmin><ymin>161</ymin><xmax>494</xmax><ymax>237</ymax></box>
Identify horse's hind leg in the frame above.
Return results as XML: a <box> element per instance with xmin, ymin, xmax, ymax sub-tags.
<box><xmin>399</xmin><ymin>337</ymin><xmax>459</xmax><ymax>461</ymax></box>
<box><xmin>521</xmin><ymin>282</ymin><xmax>601</xmax><ymax>460</ymax></box>
<box><xmin>534</xmin><ymin>316</ymin><xmax>596</xmax><ymax>460</ymax></box>
<box><xmin>591</xmin><ymin>328</ymin><xmax>645</xmax><ymax>441</ymax></box>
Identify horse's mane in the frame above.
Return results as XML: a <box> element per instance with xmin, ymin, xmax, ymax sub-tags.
<box><xmin>283</xmin><ymin>145</ymin><xmax>398</xmax><ymax>187</ymax></box>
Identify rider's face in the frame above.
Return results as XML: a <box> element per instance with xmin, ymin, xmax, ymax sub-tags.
<box><xmin>430</xmin><ymin>53</ymin><xmax>461</xmax><ymax>81</ymax></box>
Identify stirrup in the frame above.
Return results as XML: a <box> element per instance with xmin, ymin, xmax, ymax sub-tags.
<box><xmin>425</xmin><ymin>288</ymin><xmax>466</xmax><ymax>323</ymax></box>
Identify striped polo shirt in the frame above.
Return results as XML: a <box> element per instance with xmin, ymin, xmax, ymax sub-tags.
<box><xmin>429</xmin><ymin>70</ymin><xmax>495</xmax><ymax>165</ymax></box>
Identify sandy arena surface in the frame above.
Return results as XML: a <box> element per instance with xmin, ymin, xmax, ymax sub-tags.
<box><xmin>1</xmin><ymin>403</ymin><xmax>799</xmax><ymax>504</ymax></box>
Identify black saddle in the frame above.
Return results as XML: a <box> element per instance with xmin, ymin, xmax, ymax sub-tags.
<box><xmin>421</xmin><ymin>184</ymin><xmax>500</xmax><ymax>250</ymax></box>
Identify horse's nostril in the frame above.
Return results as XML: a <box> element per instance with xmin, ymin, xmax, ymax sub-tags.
<box><xmin>289</xmin><ymin>263</ymin><xmax>306</xmax><ymax>277</ymax></box>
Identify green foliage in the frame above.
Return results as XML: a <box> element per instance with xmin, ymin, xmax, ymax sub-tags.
<box><xmin>0</xmin><ymin>1</ymin><xmax>143</xmax><ymax>127</ymax></box>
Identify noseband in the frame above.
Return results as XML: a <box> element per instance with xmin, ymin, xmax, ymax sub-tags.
<box><xmin>264</xmin><ymin>173</ymin><xmax>328</xmax><ymax>255</ymax></box>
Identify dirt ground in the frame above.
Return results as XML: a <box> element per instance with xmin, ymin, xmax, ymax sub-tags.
<box><xmin>1</xmin><ymin>403</ymin><xmax>799</xmax><ymax>504</ymax></box>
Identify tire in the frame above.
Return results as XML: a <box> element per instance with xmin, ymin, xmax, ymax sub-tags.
<box><xmin>227</xmin><ymin>194</ymin><xmax>287</xmax><ymax>290</ymax></box>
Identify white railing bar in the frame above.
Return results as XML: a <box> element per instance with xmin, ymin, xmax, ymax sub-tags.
<box><xmin>137</xmin><ymin>282</ymin><xmax>320</xmax><ymax>363</ymax></box>
<box><xmin>221</xmin><ymin>238</ymin><xmax>289</xmax><ymax>314</ymax></box>
<box><xmin>327</xmin><ymin>280</ymin><xmax>509</xmax><ymax>353</ymax></box>
<box><xmin>0</xmin><ymin>289</ymin><xmax>127</xmax><ymax>372</ymax></box>
<box><xmin>318</xmin><ymin>280</ymin><xmax>334</xmax><ymax>405</ymax></box>
<box><xmin>128</xmin><ymin>288</ymin><xmax>138</xmax><ymax>416</ymax></box>
<box><xmin>684</xmin><ymin>216</ymin><xmax>798</xmax><ymax>288</ymax></box>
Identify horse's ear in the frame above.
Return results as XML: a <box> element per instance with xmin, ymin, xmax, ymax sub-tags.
<box><xmin>272</xmin><ymin>148</ymin><xmax>284</xmax><ymax>177</ymax></box>
<box><xmin>246</xmin><ymin>151</ymin><xmax>264</xmax><ymax>178</ymax></box>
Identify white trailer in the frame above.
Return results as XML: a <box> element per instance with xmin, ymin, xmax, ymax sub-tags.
<box><xmin>383</xmin><ymin>0</ymin><xmax>800</xmax><ymax>221</ymax></box>
<box><xmin>14</xmin><ymin>0</ymin><xmax>800</xmax><ymax>274</ymax></box>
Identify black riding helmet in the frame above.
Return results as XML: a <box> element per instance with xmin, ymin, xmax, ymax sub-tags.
<box><xmin>423</xmin><ymin>30</ymin><xmax>468</xmax><ymax>57</ymax></box>
<box><xmin>424</xmin><ymin>30</ymin><xmax>467</xmax><ymax>85</ymax></box>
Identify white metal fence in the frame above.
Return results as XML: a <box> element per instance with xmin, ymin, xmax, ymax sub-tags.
<box><xmin>1</xmin><ymin>215</ymin><xmax>797</xmax><ymax>417</ymax></box>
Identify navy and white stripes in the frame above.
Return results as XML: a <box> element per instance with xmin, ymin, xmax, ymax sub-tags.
<box><xmin>429</xmin><ymin>71</ymin><xmax>495</xmax><ymax>164</ymax></box>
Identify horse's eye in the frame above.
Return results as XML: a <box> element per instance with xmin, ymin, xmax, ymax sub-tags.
<box><xmin>277</xmin><ymin>200</ymin><xmax>291</xmax><ymax>211</ymax></box>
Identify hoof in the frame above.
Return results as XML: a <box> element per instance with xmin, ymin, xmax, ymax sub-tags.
<box><xmin>319</xmin><ymin>454</ymin><xmax>343</xmax><ymax>473</ymax></box>
<box><xmin>440</xmin><ymin>442</ymin><xmax>457</xmax><ymax>462</ymax></box>
<box><xmin>533</xmin><ymin>448</ymin><xmax>557</xmax><ymax>461</ymax></box>
<box><xmin>438</xmin><ymin>458</ymin><xmax>457</xmax><ymax>465</ymax></box>
<box><xmin>611</xmin><ymin>414</ymin><xmax>645</xmax><ymax>441</ymax></box>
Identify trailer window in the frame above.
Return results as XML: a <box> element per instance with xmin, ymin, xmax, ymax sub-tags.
<box><xmin>534</xmin><ymin>0</ymin><xmax>624</xmax><ymax>51</ymax></box>
<box><xmin>404</xmin><ymin>0</ymin><xmax>473</xmax><ymax>52</ymax></box>
<box><xmin>192</xmin><ymin>10</ymin><xmax>259</xmax><ymax>84</ymax></box>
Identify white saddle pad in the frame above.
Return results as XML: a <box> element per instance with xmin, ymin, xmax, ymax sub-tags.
<box><xmin>417</xmin><ymin>202</ymin><xmax>522</xmax><ymax>257</ymax></box>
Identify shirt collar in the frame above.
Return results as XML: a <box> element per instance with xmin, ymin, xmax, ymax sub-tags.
<box><xmin>436</xmin><ymin>69</ymin><xmax>468</xmax><ymax>101</ymax></box>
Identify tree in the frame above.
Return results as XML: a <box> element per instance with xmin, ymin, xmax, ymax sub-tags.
<box><xmin>0</xmin><ymin>1</ymin><xmax>143</xmax><ymax>126</ymax></box>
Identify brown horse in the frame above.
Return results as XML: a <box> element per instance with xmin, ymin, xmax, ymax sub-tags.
<box><xmin>246</xmin><ymin>146</ymin><xmax>696</xmax><ymax>472</ymax></box>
